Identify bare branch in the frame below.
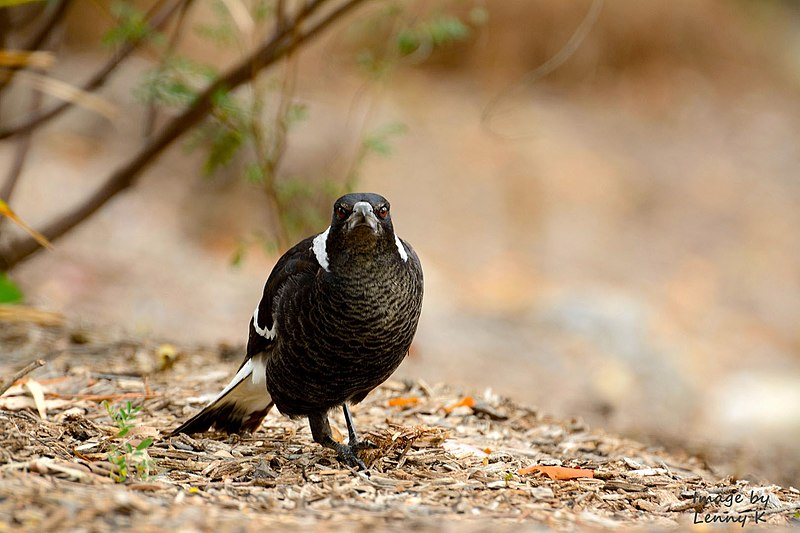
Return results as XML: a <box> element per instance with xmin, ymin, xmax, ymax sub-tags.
<box><xmin>0</xmin><ymin>90</ymin><xmax>40</xmax><ymax>205</ymax></box>
<box><xmin>0</xmin><ymin>0</ymin><xmax>368</xmax><ymax>271</ymax></box>
<box><xmin>0</xmin><ymin>0</ymin><xmax>189</xmax><ymax>141</ymax></box>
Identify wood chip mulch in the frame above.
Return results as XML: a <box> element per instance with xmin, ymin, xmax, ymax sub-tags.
<box><xmin>1</xmin><ymin>326</ymin><xmax>799</xmax><ymax>531</ymax></box>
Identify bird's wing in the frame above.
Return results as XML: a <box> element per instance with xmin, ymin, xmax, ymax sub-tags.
<box><xmin>170</xmin><ymin>234</ymin><xmax>324</xmax><ymax>436</ymax></box>
<box><xmin>245</xmin><ymin>234</ymin><xmax>320</xmax><ymax>359</ymax></box>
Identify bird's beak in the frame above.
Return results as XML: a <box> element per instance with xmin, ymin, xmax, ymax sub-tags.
<box><xmin>347</xmin><ymin>201</ymin><xmax>379</xmax><ymax>233</ymax></box>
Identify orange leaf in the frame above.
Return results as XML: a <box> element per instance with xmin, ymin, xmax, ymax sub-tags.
<box><xmin>517</xmin><ymin>465</ymin><xmax>594</xmax><ymax>480</ymax></box>
<box><xmin>388</xmin><ymin>396</ymin><xmax>420</xmax><ymax>408</ymax></box>
<box><xmin>444</xmin><ymin>396</ymin><xmax>475</xmax><ymax>413</ymax></box>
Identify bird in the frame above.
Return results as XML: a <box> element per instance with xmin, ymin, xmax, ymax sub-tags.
<box><xmin>170</xmin><ymin>192</ymin><xmax>423</xmax><ymax>469</ymax></box>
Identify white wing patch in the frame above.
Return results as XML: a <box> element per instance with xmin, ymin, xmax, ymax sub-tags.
<box><xmin>395</xmin><ymin>234</ymin><xmax>409</xmax><ymax>262</ymax></box>
<box><xmin>250</xmin><ymin>353</ymin><xmax>267</xmax><ymax>386</ymax></box>
<box><xmin>252</xmin><ymin>305</ymin><xmax>277</xmax><ymax>340</ymax></box>
<box><xmin>207</xmin><ymin>357</ymin><xmax>271</xmax><ymax>413</ymax></box>
<box><xmin>211</xmin><ymin>358</ymin><xmax>257</xmax><ymax>404</ymax></box>
<box><xmin>312</xmin><ymin>226</ymin><xmax>331</xmax><ymax>271</ymax></box>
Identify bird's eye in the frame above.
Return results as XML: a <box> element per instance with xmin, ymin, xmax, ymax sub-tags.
<box><xmin>335</xmin><ymin>205</ymin><xmax>348</xmax><ymax>220</ymax></box>
<box><xmin>378</xmin><ymin>205</ymin><xmax>389</xmax><ymax>220</ymax></box>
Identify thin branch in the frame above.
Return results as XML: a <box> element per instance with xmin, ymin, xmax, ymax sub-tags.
<box><xmin>0</xmin><ymin>84</ymin><xmax>43</xmax><ymax>235</ymax></box>
<box><xmin>0</xmin><ymin>0</ymin><xmax>187</xmax><ymax>141</ymax></box>
<box><xmin>0</xmin><ymin>359</ymin><xmax>45</xmax><ymax>397</ymax></box>
<box><xmin>143</xmin><ymin>0</ymin><xmax>195</xmax><ymax>140</ymax></box>
<box><xmin>0</xmin><ymin>89</ymin><xmax>41</xmax><ymax>205</ymax></box>
<box><xmin>250</xmin><ymin>28</ymin><xmax>300</xmax><ymax>250</ymax></box>
<box><xmin>0</xmin><ymin>0</ymin><xmax>368</xmax><ymax>271</ymax></box>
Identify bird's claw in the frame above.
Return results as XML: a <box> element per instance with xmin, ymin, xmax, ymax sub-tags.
<box><xmin>335</xmin><ymin>443</ymin><xmax>368</xmax><ymax>470</ymax></box>
<box><xmin>350</xmin><ymin>438</ymin><xmax>377</xmax><ymax>453</ymax></box>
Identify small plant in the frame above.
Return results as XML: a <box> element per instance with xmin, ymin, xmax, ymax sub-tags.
<box><xmin>102</xmin><ymin>400</ymin><xmax>156</xmax><ymax>483</ymax></box>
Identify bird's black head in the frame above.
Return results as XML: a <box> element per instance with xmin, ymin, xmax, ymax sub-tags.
<box><xmin>329</xmin><ymin>192</ymin><xmax>394</xmax><ymax>237</ymax></box>
<box><xmin>314</xmin><ymin>192</ymin><xmax>403</xmax><ymax>270</ymax></box>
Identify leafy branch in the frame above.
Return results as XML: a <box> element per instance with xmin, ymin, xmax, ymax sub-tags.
<box><xmin>0</xmin><ymin>0</ymin><xmax>486</xmax><ymax>272</ymax></box>
<box><xmin>0</xmin><ymin>0</ymin><xmax>369</xmax><ymax>271</ymax></box>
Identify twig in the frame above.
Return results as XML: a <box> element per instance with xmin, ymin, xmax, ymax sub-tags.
<box><xmin>0</xmin><ymin>305</ymin><xmax>64</xmax><ymax>326</ymax></box>
<box><xmin>0</xmin><ymin>100</ymin><xmax>35</xmax><ymax>202</ymax></box>
<box><xmin>0</xmin><ymin>0</ymin><xmax>188</xmax><ymax>141</ymax></box>
<box><xmin>0</xmin><ymin>86</ymin><xmax>42</xmax><ymax>237</ymax></box>
<box><xmin>480</xmin><ymin>0</ymin><xmax>604</xmax><ymax>140</ymax></box>
<box><xmin>0</xmin><ymin>359</ymin><xmax>45</xmax><ymax>397</ymax></box>
<box><xmin>47</xmin><ymin>392</ymin><xmax>160</xmax><ymax>401</ymax></box>
<box><xmin>143</xmin><ymin>0</ymin><xmax>195</xmax><ymax>140</ymax></box>
<box><xmin>0</xmin><ymin>0</ymin><xmax>368</xmax><ymax>271</ymax></box>
<box><xmin>762</xmin><ymin>502</ymin><xmax>800</xmax><ymax>516</ymax></box>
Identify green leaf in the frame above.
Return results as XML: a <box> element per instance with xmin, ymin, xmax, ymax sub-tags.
<box><xmin>425</xmin><ymin>15</ymin><xmax>470</xmax><ymax>46</ymax></box>
<box><xmin>136</xmin><ymin>438</ymin><xmax>153</xmax><ymax>451</ymax></box>
<box><xmin>363</xmin><ymin>122</ymin><xmax>407</xmax><ymax>156</ymax></box>
<box><xmin>0</xmin><ymin>273</ymin><xmax>23</xmax><ymax>304</ymax></box>
<box><xmin>244</xmin><ymin>164</ymin><xmax>265</xmax><ymax>184</ymax></box>
<box><xmin>286</xmin><ymin>102</ymin><xmax>308</xmax><ymax>125</ymax></box>
<box><xmin>204</xmin><ymin>128</ymin><xmax>244</xmax><ymax>175</ymax></box>
<box><xmin>103</xmin><ymin>1</ymin><xmax>158</xmax><ymax>48</ymax></box>
<box><xmin>230</xmin><ymin>241</ymin><xmax>246</xmax><ymax>267</ymax></box>
<box><xmin>397</xmin><ymin>29</ymin><xmax>420</xmax><ymax>55</ymax></box>
<box><xmin>469</xmin><ymin>6</ymin><xmax>489</xmax><ymax>26</ymax></box>
<box><xmin>194</xmin><ymin>23</ymin><xmax>238</xmax><ymax>48</ymax></box>
<box><xmin>0</xmin><ymin>0</ymin><xmax>45</xmax><ymax>7</ymax></box>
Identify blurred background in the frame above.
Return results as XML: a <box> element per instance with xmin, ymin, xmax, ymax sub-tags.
<box><xmin>1</xmin><ymin>0</ymin><xmax>799</xmax><ymax>485</ymax></box>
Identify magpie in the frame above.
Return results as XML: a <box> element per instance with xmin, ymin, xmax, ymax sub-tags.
<box><xmin>171</xmin><ymin>192</ymin><xmax>424</xmax><ymax>469</ymax></box>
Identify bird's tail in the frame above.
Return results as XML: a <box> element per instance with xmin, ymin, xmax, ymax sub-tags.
<box><xmin>170</xmin><ymin>356</ymin><xmax>273</xmax><ymax>435</ymax></box>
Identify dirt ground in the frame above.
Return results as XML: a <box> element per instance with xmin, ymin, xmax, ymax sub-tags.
<box><xmin>1</xmin><ymin>317</ymin><xmax>799</xmax><ymax>531</ymax></box>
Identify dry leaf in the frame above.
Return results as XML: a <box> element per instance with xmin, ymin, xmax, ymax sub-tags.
<box><xmin>4</xmin><ymin>71</ymin><xmax>117</xmax><ymax>120</ymax></box>
<box><xmin>518</xmin><ymin>465</ymin><xmax>594</xmax><ymax>480</ymax></box>
<box><xmin>157</xmin><ymin>344</ymin><xmax>178</xmax><ymax>371</ymax></box>
<box><xmin>23</xmin><ymin>378</ymin><xmax>47</xmax><ymax>420</ymax></box>
<box><xmin>388</xmin><ymin>397</ymin><xmax>420</xmax><ymax>408</ymax></box>
<box><xmin>442</xmin><ymin>439</ymin><xmax>491</xmax><ymax>459</ymax></box>
<box><xmin>0</xmin><ymin>50</ymin><xmax>55</xmax><ymax>69</ymax></box>
<box><xmin>0</xmin><ymin>305</ymin><xmax>64</xmax><ymax>326</ymax></box>
<box><xmin>0</xmin><ymin>199</ymin><xmax>52</xmax><ymax>250</ymax></box>
<box><xmin>444</xmin><ymin>396</ymin><xmax>475</xmax><ymax>413</ymax></box>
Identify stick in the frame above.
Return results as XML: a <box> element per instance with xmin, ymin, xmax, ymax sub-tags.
<box><xmin>0</xmin><ymin>359</ymin><xmax>45</xmax><ymax>396</ymax></box>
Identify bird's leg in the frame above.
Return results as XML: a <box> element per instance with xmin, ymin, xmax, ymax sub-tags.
<box><xmin>342</xmin><ymin>403</ymin><xmax>375</xmax><ymax>452</ymax></box>
<box><xmin>307</xmin><ymin>411</ymin><xmax>366</xmax><ymax>470</ymax></box>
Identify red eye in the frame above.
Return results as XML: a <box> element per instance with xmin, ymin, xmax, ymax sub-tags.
<box><xmin>336</xmin><ymin>205</ymin><xmax>348</xmax><ymax>220</ymax></box>
<box><xmin>378</xmin><ymin>205</ymin><xmax>389</xmax><ymax>219</ymax></box>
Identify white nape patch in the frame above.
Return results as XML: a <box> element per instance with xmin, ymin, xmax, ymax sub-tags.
<box><xmin>312</xmin><ymin>226</ymin><xmax>331</xmax><ymax>271</ymax></box>
<box><xmin>252</xmin><ymin>306</ymin><xmax>277</xmax><ymax>340</ymax></box>
<box><xmin>394</xmin><ymin>234</ymin><xmax>409</xmax><ymax>262</ymax></box>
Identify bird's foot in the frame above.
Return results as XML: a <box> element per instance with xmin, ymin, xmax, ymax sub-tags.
<box><xmin>333</xmin><ymin>442</ymin><xmax>368</xmax><ymax>470</ymax></box>
<box><xmin>350</xmin><ymin>438</ymin><xmax>377</xmax><ymax>453</ymax></box>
